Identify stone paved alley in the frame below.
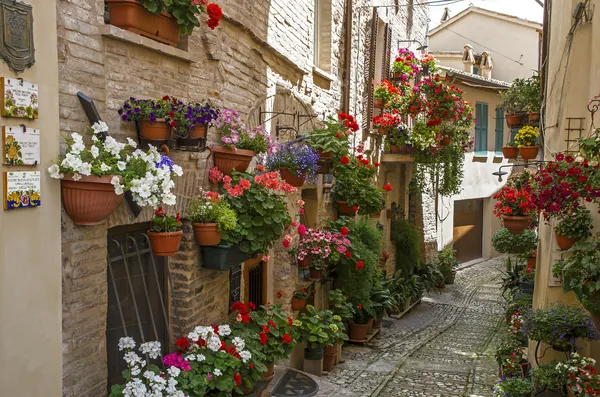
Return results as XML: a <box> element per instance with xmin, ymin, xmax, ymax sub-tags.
<box><xmin>315</xmin><ymin>257</ymin><xmax>505</xmax><ymax>397</ymax></box>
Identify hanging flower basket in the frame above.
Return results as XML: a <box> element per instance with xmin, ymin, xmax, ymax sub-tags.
<box><xmin>147</xmin><ymin>230</ymin><xmax>183</xmax><ymax>257</ymax></box>
<box><xmin>502</xmin><ymin>215</ymin><xmax>531</xmax><ymax>235</ymax></box>
<box><xmin>279</xmin><ymin>167</ymin><xmax>306</xmax><ymax>187</ymax></box>
<box><xmin>291</xmin><ymin>297</ymin><xmax>307</xmax><ymax>311</ymax></box>
<box><xmin>391</xmin><ymin>71</ymin><xmax>404</xmax><ymax>80</ymax></box>
<box><xmin>201</xmin><ymin>244</ymin><xmax>249</xmax><ymax>270</ymax></box>
<box><xmin>373</xmin><ymin>99</ymin><xmax>385</xmax><ymax>109</ymax></box>
<box><xmin>192</xmin><ymin>222</ymin><xmax>221</xmax><ymax>246</ymax></box>
<box><xmin>502</xmin><ymin>146</ymin><xmax>519</xmax><ymax>159</ymax></box>
<box><xmin>138</xmin><ymin>119</ymin><xmax>172</xmax><ymax>141</ymax></box>
<box><xmin>519</xmin><ymin>146</ymin><xmax>539</xmax><ymax>160</ymax></box>
<box><xmin>61</xmin><ymin>174</ymin><xmax>125</xmax><ymax>225</ymax></box>
<box><xmin>528</xmin><ymin>112</ymin><xmax>540</xmax><ymax>123</ymax></box>
<box><xmin>506</xmin><ymin>113</ymin><xmax>525</xmax><ymax>129</ymax></box>
<box><xmin>212</xmin><ymin>146</ymin><xmax>255</xmax><ymax>176</ymax></box>
<box><xmin>555</xmin><ymin>232</ymin><xmax>578</xmax><ymax>251</ymax></box>
<box><xmin>336</xmin><ymin>200</ymin><xmax>357</xmax><ymax>216</ymax></box>
<box><xmin>105</xmin><ymin>0</ymin><xmax>180</xmax><ymax>47</ymax></box>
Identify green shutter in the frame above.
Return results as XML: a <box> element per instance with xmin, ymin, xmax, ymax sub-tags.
<box><xmin>475</xmin><ymin>102</ymin><xmax>488</xmax><ymax>155</ymax></box>
<box><xmin>495</xmin><ymin>108</ymin><xmax>504</xmax><ymax>155</ymax></box>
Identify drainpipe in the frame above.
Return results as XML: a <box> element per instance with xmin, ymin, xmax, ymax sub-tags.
<box><xmin>341</xmin><ymin>0</ymin><xmax>353</xmax><ymax>113</ymax></box>
<box><xmin>540</xmin><ymin>0</ymin><xmax>551</xmax><ymax>161</ymax></box>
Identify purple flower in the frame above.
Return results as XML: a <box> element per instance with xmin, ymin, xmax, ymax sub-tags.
<box><xmin>156</xmin><ymin>155</ymin><xmax>174</xmax><ymax>172</ymax></box>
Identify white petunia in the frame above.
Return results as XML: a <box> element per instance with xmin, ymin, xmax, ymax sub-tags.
<box><xmin>91</xmin><ymin>121</ymin><xmax>109</xmax><ymax>134</ymax></box>
<box><xmin>79</xmin><ymin>162</ymin><xmax>92</xmax><ymax>176</ymax></box>
<box><xmin>127</xmin><ymin>137</ymin><xmax>138</xmax><ymax>148</ymax></box>
<box><xmin>90</xmin><ymin>145</ymin><xmax>100</xmax><ymax>159</ymax></box>
<box><xmin>117</xmin><ymin>161</ymin><xmax>127</xmax><ymax>171</ymax></box>
<box><xmin>100</xmin><ymin>163</ymin><xmax>111</xmax><ymax>172</ymax></box>
<box><xmin>162</xmin><ymin>193</ymin><xmax>176</xmax><ymax>206</ymax></box>
<box><xmin>72</xmin><ymin>173</ymin><xmax>82</xmax><ymax>181</ymax></box>
<box><xmin>48</xmin><ymin>164</ymin><xmax>64</xmax><ymax>179</ymax></box>
<box><xmin>172</xmin><ymin>164</ymin><xmax>183</xmax><ymax>177</ymax></box>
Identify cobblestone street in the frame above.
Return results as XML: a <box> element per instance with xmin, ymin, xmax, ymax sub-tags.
<box><xmin>315</xmin><ymin>257</ymin><xmax>505</xmax><ymax>397</ymax></box>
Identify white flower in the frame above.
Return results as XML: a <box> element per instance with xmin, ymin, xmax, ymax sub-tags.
<box><xmin>231</xmin><ymin>336</ymin><xmax>245</xmax><ymax>351</ymax></box>
<box><xmin>196</xmin><ymin>354</ymin><xmax>206</xmax><ymax>362</ymax></box>
<box><xmin>143</xmin><ymin>370</ymin><xmax>155</xmax><ymax>380</ymax></box>
<box><xmin>185</xmin><ymin>354</ymin><xmax>196</xmax><ymax>361</ymax></box>
<box><xmin>79</xmin><ymin>162</ymin><xmax>92</xmax><ymax>176</ymax></box>
<box><xmin>131</xmin><ymin>366</ymin><xmax>141</xmax><ymax>376</ymax></box>
<box><xmin>92</xmin><ymin>135</ymin><xmax>99</xmax><ymax>143</ymax></box>
<box><xmin>207</xmin><ymin>335</ymin><xmax>222</xmax><ymax>352</ymax></box>
<box><xmin>127</xmin><ymin>137</ymin><xmax>138</xmax><ymax>148</ymax></box>
<box><xmin>118</xmin><ymin>337</ymin><xmax>136</xmax><ymax>351</ymax></box>
<box><xmin>123</xmin><ymin>351</ymin><xmax>142</xmax><ymax>366</ymax></box>
<box><xmin>48</xmin><ymin>164</ymin><xmax>64</xmax><ymax>179</ymax></box>
<box><xmin>139</xmin><ymin>341</ymin><xmax>162</xmax><ymax>359</ymax></box>
<box><xmin>167</xmin><ymin>366</ymin><xmax>181</xmax><ymax>378</ymax></box>
<box><xmin>117</xmin><ymin>161</ymin><xmax>127</xmax><ymax>171</ymax></box>
<box><xmin>71</xmin><ymin>173</ymin><xmax>82</xmax><ymax>181</ymax></box>
<box><xmin>218</xmin><ymin>325</ymin><xmax>231</xmax><ymax>336</ymax></box>
<box><xmin>213</xmin><ymin>369</ymin><xmax>222</xmax><ymax>377</ymax></box>
<box><xmin>239</xmin><ymin>350</ymin><xmax>252</xmax><ymax>363</ymax></box>
<box><xmin>162</xmin><ymin>193</ymin><xmax>177</xmax><ymax>206</ymax></box>
<box><xmin>172</xmin><ymin>164</ymin><xmax>183</xmax><ymax>177</ymax></box>
<box><xmin>91</xmin><ymin>121</ymin><xmax>109</xmax><ymax>134</ymax></box>
<box><xmin>100</xmin><ymin>163</ymin><xmax>111</xmax><ymax>172</ymax></box>
<box><xmin>90</xmin><ymin>145</ymin><xmax>100</xmax><ymax>159</ymax></box>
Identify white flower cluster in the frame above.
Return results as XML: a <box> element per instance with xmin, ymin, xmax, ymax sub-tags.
<box><xmin>116</xmin><ymin>337</ymin><xmax>185</xmax><ymax>397</ymax></box>
<box><xmin>185</xmin><ymin>325</ymin><xmax>252</xmax><ymax>369</ymax></box>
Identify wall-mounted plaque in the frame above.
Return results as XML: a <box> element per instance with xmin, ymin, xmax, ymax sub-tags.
<box><xmin>0</xmin><ymin>0</ymin><xmax>35</xmax><ymax>74</ymax></box>
<box><xmin>2</xmin><ymin>126</ymin><xmax>39</xmax><ymax>165</ymax></box>
<box><xmin>1</xmin><ymin>77</ymin><xmax>38</xmax><ymax>119</ymax></box>
<box><xmin>3</xmin><ymin>170</ymin><xmax>40</xmax><ymax>209</ymax></box>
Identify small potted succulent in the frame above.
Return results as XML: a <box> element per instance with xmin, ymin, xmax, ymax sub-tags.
<box><xmin>264</xmin><ymin>141</ymin><xmax>319</xmax><ymax>187</ymax></box>
<box><xmin>502</xmin><ymin>140</ymin><xmax>519</xmax><ymax>159</ymax></box>
<box><xmin>186</xmin><ymin>190</ymin><xmax>238</xmax><ymax>246</ymax></box>
<box><xmin>514</xmin><ymin>125</ymin><xmax>540</xmax><ymax>160</ymax></box>
<box><xmin>554</xmin><ymin>206</ymin><xmax>593</xmax><ymax>250</ymax></box>
<box><xmin>492</xmin><ymin>377</ymin><xmax>534</xmax><ymax>397</ymax></box>
<box><xmin>373</xmin><ymin>80</ymin><xmax>399</xmax><ymax>108</ymax></box>
<box><xmin>291</xmin><ymin>286</ymin><xmax>311</xmax><ymax>311</ymax></box>
<box><xmin>148</xmin><ymin>207</ymin><xmax>183</xmax><ymax>257</ymax></box>
<box><xmin>521</xmin><ymin>303</ymin><xmax>600</xmax><ymax>352</ymax></box>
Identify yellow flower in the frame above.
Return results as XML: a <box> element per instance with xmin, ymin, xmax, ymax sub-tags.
<box><xmin>7</xmin><ymin>145</ymin><xmax>18</xmax><ymax>160</ymax></box>
<box><xmin>5</xmin><ymin>136</ymin><xmax>14</xmax><ymax>145</ymax></box>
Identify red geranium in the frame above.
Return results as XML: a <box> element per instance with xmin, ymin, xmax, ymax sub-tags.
<box><xmin>493</xmin><ymin>185</ymin><xmax>536</xmax><ymax>218</ymax></box>
<box><xmin>206</xmin><ymin>3</ymin><xmax>222</xmax><ymax>30</ymax></box>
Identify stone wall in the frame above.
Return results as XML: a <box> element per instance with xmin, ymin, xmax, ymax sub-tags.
<box><xmin>57</xmin><ymin>0</ymin><xmax>429</xmax><ymax>395</ymax></box>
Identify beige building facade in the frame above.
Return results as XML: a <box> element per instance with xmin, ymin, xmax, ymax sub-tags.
<box><xmin>0</xmin><ymin>0</ymin><xmax>62</xmax><ymax>396</ymax></box>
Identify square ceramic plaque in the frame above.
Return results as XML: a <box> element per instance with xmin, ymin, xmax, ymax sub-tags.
<box><xmin>3</xmin><ymin>170</ymin><xmax>40</xmax><ymax>210</ymax></box>
<box><xmin>1</xmin><ymin>77</ymin><xmax>38</xmax><ymax>119</ymax></box>
<box><xmin>2</xmin><ymin>126</ymin><xmax>40</xmax><ymax>165</ymax></box>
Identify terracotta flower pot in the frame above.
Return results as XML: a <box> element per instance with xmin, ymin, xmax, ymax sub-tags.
<box><xmin>366</xmin><ymin>318</ymin><xmax>374</xmax><ymax>334</ymax></box>
<box><xmin>61</xmin><ymin>174</ymin><xmax>124</xmax><ymax>225</ymax></box>
<box><xmin>337</xmin><ymin>200</ymin><xmax>357</xmax><ymax>216</ymax></box>
<box><xmin>138</xmin><ymin>119</ymin><xmax>172</xmax><ymax>141</ymax></box>
<box><xmin>502</xmin><ymin>146</ymin><xmax>519</xmax><ymax>159</ymax></box>
<box><xmin>291</xmin><ymin>297</ymin><xmax>307</xmax><ymax>311</ymax></box>
<box><xmin>392</xmin><ymin>71</ymin><xmax>404</xmax><ymax>80</ymax></box>
<box><xmin>506</xmin><ymin>113</ymin><xmax>524</xmax><ymax>129</ymax></box>
<box><xmin>502</xmin><ymin>215</ymin><xmax>531</xmax><ymax>235</ymax></box>
<box><xmin>555</xmin><ymin>232</ymin><xmax>578</xmax><ymax>251</ymax></box>
<box><xmin>189</xmin><ymin>124</ymin><xmax>207</xmax><ymax>139</ymax></box>
<box><xmin>147</xmin><ymin>230</ymin><xmax>183</xmax><ymax>257</ymax></box>
<box><xmin>324</xmin><ymin>345</ymin><xmax>337</xmax><ymax>355</ymax></box>
<box><xmin>309</xmin><ymin>268</ymin><xmax>323</xmax><ymax>280</ymax></box>
<box><xmin>212</xmin><ymin>146</ymin><xmax>255</xmax><ymax>176</ymax></box>
<box><xmin>279</xmin><ymin>167</ymin><xmax>306</xmax><ymax>187</ymax></box>
<box><xmin>192</xmin><ymin>222</ymin><xmax>221</xmax><ymax>246</ymax></box>
<box><xmin>519</xmin><ymin>146</ymin><xmax>539</xmax><ymax>160</ymax></box>
<box><xmin>528</xmin><ymin>112</ymin><xmax>540</xmax><ymax>123</ymax></box>
<box><xmin>374</xmin><ymin>99</ymin><xmax>385</xmax><ymax>109</ymax></box>
<box><xmin>372</xmin><ymin>318</ymin><xmax>382</xmax><ymax>329</ymax></box>
<box><xmin>323</xmin><ymin>348</ymin><xmax>336</xmax><ymax>372</ymax></box>
<box><xmin>316</xmin><ymin>150</ymin><xmax>332</xmax><ymax>174</ymax></box>
<box><xmin>298</xmin><ymin>256</ymin><xmax>311</xmax><ymax>268</ymax></box>
<box><xmin>370</xmin><ymin>211</ymin><xmax>381</xmax><ymax>218</ymax></box>
<box><xmin>441</xmin><ymin>136</ymin><xmax>452</xmax><ymax>146</ymax></box>
<box><xmin>262</xmin><ymin>362</ymin><xmax>275</xmax><ymax>379</ymax></box>
<box><xmin>348</xmin><ymin>322</ymin><xmax>369</xmax><ymax>341</ymax></box>
<box><xmin>105</xmin><ymin>0</ymin><xmax>180</xmax><ymax>47</ymax></box>
<box><xmin>527</xmin><ymin>256</ymin><xmax>537</xmax><ymax>268</ymax></box>
<box><xmin>389</xmin><ymin>144</ymin><xmax>402</xmax><ymax>154</ymax></box>
<box><xmin>378</xmin><ymin>126</ymin><xmax>388</xmax><ymax>136</ymax></box>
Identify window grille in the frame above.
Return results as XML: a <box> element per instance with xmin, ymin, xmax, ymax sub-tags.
<box><xmin>229</xmin><ymin>264</ymin><xmax>242</xmax><ymax>311</ymax></box>
<box><xmin>248</xmin><ymin>262</ymin><xmax>264</xmax><ymax>306</ymax></box>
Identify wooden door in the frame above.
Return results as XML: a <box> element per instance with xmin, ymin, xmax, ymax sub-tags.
<box><xmin>453</xmin><ymin>199</ymin><xmax>483</xmax><ymax>263</ymax></box>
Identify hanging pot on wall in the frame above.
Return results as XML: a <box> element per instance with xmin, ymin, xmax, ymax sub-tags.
<box><xmin>502</xmin><ymin>146</ymin><xmax>519</xmax><ymax>159</ymax></box>
<box><xmin>147</xmin><ymin>230</ymin><xmax>183</xmax><ymax>257</ymax></box>
<box><xmin>374</xmin><ymin>99</ymin><xmax>385</xmax><ymax>109</ymax></box>
<box><xmin>502</xmin><ymin>215</ymin><xmax>531</xmax><ymax>235</ymax></box>
<box><xmin>506</xmin><ymin>113</ymin><xmax>525</xmax><ymax>129</ymax></box>
<box><xmin>297</xmin><ymin>256</ymin><xmax>311</xmax><ymax>268</ymax></box>
<box><xmin>370</xmin><ymin>210</ymin><xmax>382</xmax><ymax>219</ymax></box>
<box><xmin>61</xmin><ymin>174</ymin><xmax>125</xmax><ymax>225</ymax></box>
<box><xmin>279</xmin><ymin>168</ymin><xmax>306</xmax><ymax>187</ymax></box>
<box><xmin>519</xmin><ymin>146</ymin><xmax>539</xmax><ymax>160</ymax></box>
<box><xmin>528</xmin><ymin>112</ymin><xmax>540</xmax><ymax>123</ymax></box>
<box><xmin>201</xmin><ymin>244</ymin><xmax>249</xmax><ymax>270</ymax></box>
<box><xmin>212</xmin><ymin>146</ymin><xmax>255</xmax><ymax>176</ymax></box>
<box><xmin>192</xmin><ymin>222</ymin><xmax>221</xmax><ymax>246</ymax></box>
<box><xmin>316</xmin><ymin>150</ymin><xmax>332</xmax><ymax>174</ymax></box>
<box><xmin>555</xmin><ymin>232</ymin><xmax>578</xmax><ymax>251</ymax></box>
<box><xmin>309</xmin><ymin>268</ymin><xmax>323</xmax><ymax>280</ymax></box>
<box><xmin>336</xmin><ymin>200</ymin><xmax>357</xmax><ymax>216</ymax></box>
<box><xmin>291</xmin><ymin>297</ymin><xmax>307</xmax><ymax>311</ymax></box>
<box><xmin>138</xmin><ymin>119</ymin><xmax>172</xmax><ymax>142</ymax></box>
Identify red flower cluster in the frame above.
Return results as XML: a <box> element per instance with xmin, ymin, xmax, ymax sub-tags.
<box><xmin>383</xmin><ymin>184</ymin><xmax>393</xmax><ymax>192</ymax></box>
<box><xmin>221</xmin><ymin>175</ymin><xmax>251</xmax><ymax>197</ymax></box>
<box><xmin>493</xmin><ymin>186</ymin><xmax>536</xmax><ymax>218</ymax></box>
<box><xmin>205</xmin><ymin>3</ymin><xmax>222</xmax><ymax>30</ymax></box>
<box><xmin>340</xmin><ymin>227</ymin><xmax>349</xmax><ymax>236</ymax></box>
<box><xmin>373</xmin><ymin>112</ymin><xmax>401</xmax><ymax>128</ymax></box>
<box><xmin>175</xmin><ymin>337</ymin><xmax>189</xmax><ymax>351</ymax></box>
<box><xmin>208</xmin><ymin>166</ymin><xmax>224</xmax><ymax>184</ymax></box>
<box><xmin>255</xmin><ymin>171</ymin><xmax>297</xmax><ymax>193</ymax></box>
<box><xmin>338</xmin><ymin>112</ymin><xmax>359</xmax><ymax>132</ymax></box>
<box><xmin>341</xmin><ymin>156</ymin><xmax>350</xmax><ymax>165</ymax></box>
<box><xmin>154</xmin><ymin>206</ymin><xmax>166</xmax><ymax>217</ymax></box>
<box><xmin>231</xmin><ymin>301</ymin><xmax>255</xmax><ymax>324</ymax></box>
<box><xmin>281</xmin><ymin>333</ymin><xmax>292</xmax><ymax>344</ymax></box>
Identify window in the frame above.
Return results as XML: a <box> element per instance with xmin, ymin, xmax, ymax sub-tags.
<box><xmin>494</xmin><ymin>108</ymin><xmax>505</xmax><ymax>155</ymax></box>
<box><xmin>313</xmin><ymin>0</ymin><xmax>332</xmax><ymax>72</ymax></box>
<box><xmin>475</xmin><ymin>102</ymin><xmax>489</xmax><ymax>154</ymax></box>
<box><xmin>473</xmin><ymin>66</ymin><xmax>479</xmax><ymax>75</ymax></box>
<box><xmin>106</xmin><ymin>226</ymin><xmax>169</xmax><ymax>393</ymax></box>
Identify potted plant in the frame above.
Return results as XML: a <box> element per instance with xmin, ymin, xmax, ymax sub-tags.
<box><xmin>212</xmin><ymin>109</ymin><xmax>275</xmax><ymax>176</ymax></box>
<box><xmin>48</xmin><ymin>122</ymin><xmax>183</xmax><ymax>225</ymax></box>
<box><xmin>492</xmin><ymin>228</ymin><xmax>538</xmax><ymax>256</ymax></box>
<box><xmin>519</xmin><ymin>261</ymin><xmax>535</xmax><ymax>294</ymax></box>
<box><xmin>420</xmin><ymin>54</ymin><xmax>438</xmax><ymax>75</ymax></box>
<box><xmin>297</xmin><ymin>305</ymin><xmax>331</xmax><ymax>361</ymax></box>
<box><xmin>384</xmin><ymin>126</ymin><xmax>413</xmax><ymax>154</ymax></box>
<box><xmin>554</xmin><ymin>206</ymin><xmax>593</xmax><ymax>250</ymax></box>
<box><xmin>264</xmin><ymin>142</ymin><xmax>319</xmax><ymax>187</ymax></box>
<box><xmin>514</xmin><ymin>125</ymin><xmax>540</xmax><ymax>160</ymax></box>
<box><xmin>347</xmin><ymin>304</ymin><xmax>371</xmax><ymax>341</ymax></box>
<box><xmin>118</xmin><ymin>96</ymin><xmax>179</xmax><ymax>143</ymax></box>
<box><xmin>321</xmin><ymin>311</ymin><xmax>347</xmax><ymax>372</ymax></box>
<box><xmin>556</xmin><ymin>354</ymin><xmax>600</xmax><ymax>397</ymax></box>
<box><xmin>523</xmin><ymin>73</ymin><xmax>541</xmax><ymax>123</ymax></box>
<box><xmin>309</xmin><ymin>261</ymin><xmax>328</xmax><ymax>280</ymax></box>
<box><xmin>502</xmin><ymin>140</ymin><xmax>519</xmax><ymax>159</ymax></box>
<box><xmin>148</xmin><ymin>207</ymin><xmax>183</xmax><ymax>256</ymax></box>
<box><xmin>492</xmin><ymin>377</ymin><xmax>534</xmax><ymax>397</ymax></box>
<box><xmin>292</xmin><ymin>287</ymin><xmax>311</xmax><ymax>311</ymax></box>
<box><xmin>553</xmin><ymin>234</ymin><xmax>600</xmax><ymax>317</ymax></box>
<box><xmin>172</xmin><ymin>102</ymin><xmax>219</xmax><ymax>148</ymax></box>
<box><xmin>370</xmin><ymin>272</ymin><xmax>394</xmax><ymax>329</ymax></box>
<box><xmin>499</xmin><ymin>78</ymin><xmax>527</xmax><ymax>128</ymax></box>
<box><xmin>328</xmin><ymin>289</ymin><xmax>356</xmax><ymax>324</ymax></box>
<box><xmin>187</xmin><ymin>190</ymin><xmax>238</xmax><ymax>246</ymax></box>
<box><xmin>493</xmin><ymin>185</ymin><xmax>536</xmax><ymax>235</ymax></box>
<box><xmin>531</xmin><ymin>362</ymin><xmax>569</xmax><ymax>394</ymax></box>
<box><xmin>522</xmin><ymin>303</ymin><xmax>600</xmax><ymax>352</ymax></box>
<box><xmin>105</xmin><ymin>0</ymin><xmax>221</xmax><ymax>47</ymax></box>
<box><xmin>494</xmin><ymin>344</ymin><xmax>530</xmax><ymax>378</ymax></box>
<box><xmin>373</xmin><ymin>80</ymin><xmax>399</xmax><ymax>109</ymax></box>
<box><xmin>373</xmin><ymin>112</ymin><xmax>401</xmax><ymax>136</ymax></box>
<box><xmin>437</xmin><ymin>246</ymin><xmax>459</xmax><ymax>284</ymax></box>
<box><xmin>391</xmin><ymin>48</ymin><xmax>421</xmax><ymax>81</ymax></box>
<box><xmin>304</xmin><ymin>114</ymin><xmax>357</xmax><ymax>174</ymax></box>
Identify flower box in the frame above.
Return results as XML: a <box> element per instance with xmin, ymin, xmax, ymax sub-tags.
<box><xmin>105</xmin><ymin>0</ymin><xmax>180</xmax><ymax>47</ymax></box>
<box><xmin>212</xmin><ymin>146</ymin><xmax>254</xmax><ymax>176</ymax></box>
<box><xmin>201</xmin><ymin>244</ymin><xmax>249</xmax><ymax>271</ymax></box>
<box><xmin>61</xmin><ymin>174</ymin><xmax>124</xmax><ymax>225</ymax></box>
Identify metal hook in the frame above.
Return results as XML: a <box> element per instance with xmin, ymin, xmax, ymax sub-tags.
<box><xmin>20</xmin><ymin>124</ymin><xmax>26</xmax><ymax>133</ymax></box>
<box><xmin>32</xmin><ymin>160</ymin><xmax>37</xmax><ymax>167</ymax></box>
<box><xmin>17</xmin><ymin>78</ymin><xmax>23</xmax><ymax>85</ymax></box>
